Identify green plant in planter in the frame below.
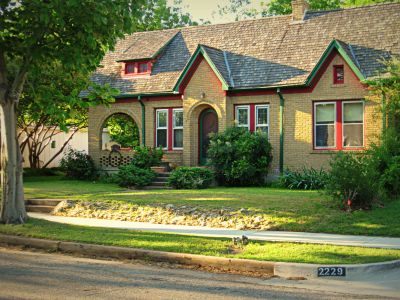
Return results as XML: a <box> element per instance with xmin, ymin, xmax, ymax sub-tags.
<box><xmin>168</xmin><ymin>167</ymin><xmax>214</xmax><ymax>189</ymax></box>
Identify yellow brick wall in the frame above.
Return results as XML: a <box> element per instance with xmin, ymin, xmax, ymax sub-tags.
<box><xmin>142</xmin><ymin>99</ymin><xmax>183</xmax><ymax>165</ymax></box>
<box><xmin>88</xmin><ymin>102</ymin><xmax>142</xmax><ymax>168</ymax></box>
<box><xmin>88</xmin><ymin>54</ymin><xmax>382</xmax><ymax>171</ymax></box>
<box><xmin>229</xmin><ymin>95</ymin><xmax>281</xmax><ymax>176</ymax></box>
<box><xmin>182</xmin><ymin>59</ymin><xmax>227</xmax><ymax>166</ymax></box>
<box><xmin>282</xmin><ymin>54</ymin><xmax>381</xmax><ymax>170</ymax></box>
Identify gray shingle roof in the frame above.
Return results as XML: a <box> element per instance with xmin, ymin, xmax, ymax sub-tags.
<box><xmin>201</xmin><ymin>45</ymin><xmax>232</xmax><ymax>87</ymax></box>
<box><xmin>91</xmin><ymin>3</ymin><xmax>400</xmax><ymax>95</ymax></box>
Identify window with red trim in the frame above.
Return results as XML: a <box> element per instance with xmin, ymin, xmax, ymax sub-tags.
<box><xmin>235</xmin><ymin>104</ymin><xmax>269</xmax><ymax>136</ymax></box>
<box><xmin>314</xmin><ymin>100</ymin><xmax>364</xmax><ymax>150</ymax></box>
<box><xmin>124</xmin><ymin>61</ymin><xmax>151</xmax><ymax>75</ymax></box>
<box><xmin>125</xmin><ymin>62</ymin><xmax>136</xmax><ymax>74</ymax></box>
<box><xmin>155</xmin><ymin>108</ymin><xmax>183</xmax><ymax>150</ymax></box>
<box><xmin>138</xmin><ymin>62</ymin><xmax>148</xmax><ymax>73</ymax></box>
<box><xmin>333</xmin><ymin>65</ymin><xmax>344</xmax><ymax>84</ymax></box>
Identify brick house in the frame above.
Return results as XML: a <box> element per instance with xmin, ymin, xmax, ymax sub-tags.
<box><xmin>88</xmin><ymin>1</ymin><xmax>400</xmax><ymax>175</ymax></box>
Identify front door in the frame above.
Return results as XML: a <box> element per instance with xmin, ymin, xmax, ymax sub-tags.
<box><xmin>199</xmin><ymin>109</ymin><xmax>218</xmax><ymax>165</ymax></box>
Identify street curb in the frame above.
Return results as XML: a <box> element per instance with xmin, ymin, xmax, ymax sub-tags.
<box><xmin>0</xmin><ymin>234</ymin><xmax>274</xmax><ymax>274</ymax></box>
<box><xmin>1</xmin><ymin>234</ymin><xmax>399</xmax><ymax>279</ymax></box>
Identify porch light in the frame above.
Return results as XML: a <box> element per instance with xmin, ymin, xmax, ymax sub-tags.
<box><xmin>201</xmin><ymin>92</ymin><xmax>206</xmax><ymax>99</ymax></box>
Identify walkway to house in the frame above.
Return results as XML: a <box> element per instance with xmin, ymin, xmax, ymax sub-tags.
<box><xmin>29</xmin><ymin>212</ymin><xmax>400</xmax><ymax>250</ymax></box>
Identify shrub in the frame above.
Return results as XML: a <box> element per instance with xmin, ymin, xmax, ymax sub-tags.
<box><xmin>114</xmin><ymin>164</ymin><xmax>155</xmax><ymax>188</ymax></box>
<box><xmin>60</xmin><ymin>149</ymin><xmax>98</xmax><ymax>180</ymax></box>
<box><xmin>207</xmin><ymin>127</ymin><xmax>273</xmax><ymax>186</ymax></box>
<box><xmin>168</xmin><ymin>167</ymin><xmax>214</xmax><ymax>189</ymax></box>
<box><xmin>131</xmin><ymin>146</ymin><xmax>163</xmax><ymax>168</ymax></box>
<box><xmin>280</xmin><ymin>167</ymin><xmax>328</xmax><ymax>190</ymax></box>
<box><xmin>367</xmin><ymin>130</ymin><xmax>400</xmax><ymax>200</ymax></box>
<box><xmin>23</xmin><ymin>167</ymin><xmax>62</xmax><ymax>177</ymax></box>
<box><xmin>325</xmin><ymin>152</ymin><xmax>375</xmax><ymax>209</ymax></box>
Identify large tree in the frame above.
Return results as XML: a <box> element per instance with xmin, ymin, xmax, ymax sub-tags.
<box><xmin>0</xmin><ymin>0</ymin><xmax>144</xmax><ymax>224</ymax></box>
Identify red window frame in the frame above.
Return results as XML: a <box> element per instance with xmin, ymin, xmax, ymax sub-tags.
<box><xmin>124</xmin><ymin>61</ymin><xmax>152</xmax><ymax>76</ymax></box>
<box><xmin>313</xmin><ymin>100</ymin><xmax>365</xmax><ymax>151</ymax></box>
<box><xmin>154</xmin><ymin>107</ymin><xmax>183</xmax><ymax>151</ymax></box>
<box><xmin>333</xmin><ymin>65</ymin><xmax>344</xmax><ymax>84</ymax></box>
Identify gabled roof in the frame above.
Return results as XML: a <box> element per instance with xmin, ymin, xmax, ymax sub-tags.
<box><xmin>173</xmin><ymin>45</ymin><xmax>231</xmax><ymax>93</ymax></box>
<box><xmin>306</xmin><ymin>39</ymin><xmax>366</xmax><ymax>85</ymax></box>
<box><xmin>117</xmin><ymin>30</ymin><xmax>179</xmax><ymax>61</ymax></box>
<box><xmin>90</xmin><ymin>3</ymin><xmax>400</xmax><ymax>96</ymax></box>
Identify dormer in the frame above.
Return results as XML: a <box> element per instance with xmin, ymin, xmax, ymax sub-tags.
<box><xmin>122</xmin><ymin>60</ymin><xmax>153</xmax><ymax>77</ymax></box>
<box><xmin>117</xmin><ymin>30</ymin><xmax>180</xmax><ymax>78</ymax></box>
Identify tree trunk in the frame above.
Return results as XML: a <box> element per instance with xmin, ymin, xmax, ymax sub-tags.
<box><xmin>0</xmin><ymin>100</ymin><xmax>27</xmax><ymax>224</ymax></box>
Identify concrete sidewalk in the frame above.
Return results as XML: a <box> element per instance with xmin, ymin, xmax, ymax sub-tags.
<box><xmin>29</xmin><ymin>212</ymin><xmax>400</xmax><ymax>249</ymax></box>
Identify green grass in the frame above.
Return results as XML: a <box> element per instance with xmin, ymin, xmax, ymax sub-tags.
<box><xmin>1</xmin><ymin>218</ymin><xmax>400</xmax><ymax>264</ymax></box>
<box><xmin>24</xmin><ymin>176</ymin><xmax>400</xmax><ymax>237</ymax></box>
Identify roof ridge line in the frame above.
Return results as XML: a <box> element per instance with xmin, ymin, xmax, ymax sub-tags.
<box><xmin>223</xmin><ymin>51</ymin><xmax>234</xmax><ymax>88</ymax></box>
<box><xmin>348</xmin><ymin>43</ymin><xmax>366</xmax><ymax>78</ymax></box>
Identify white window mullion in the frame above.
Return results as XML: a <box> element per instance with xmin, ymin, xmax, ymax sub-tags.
<box><xmin>235</xmin><ymin>105</ymin><xmax>250</xmax><ymax>130</ymax></box>
<box><xmin>255</xmin><ymin>104</ymin><xmax>269</xmax><ymax>136</ymax></box>
<box><xmin>172</xmin><ymin>108</ymin><xmax>183</xmax><ymax>150</ymax></box>
<box><xmin>156</xmin><ymin>109</ymin><xmax>168</xmax><ymax>149</ymax></box>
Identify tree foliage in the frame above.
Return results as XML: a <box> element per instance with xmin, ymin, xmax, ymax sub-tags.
<box><xmin>18</xmin><ymin>61</ymin><xmax>118</xmax><ymax>168</ymax></box>
<box><xmin>104</xmin><ymin>114</ymin><xmax>140</xmax><ymax>149</ymax></box>
<box><xmin>138</xmin><ymin>0</ymin><xmax>199</xmax><ymax>30</ymax></box>
<box><xmin>218</xmin><ymin>0</ymin><xmax>399</xmax><ymax>19</ymax></box>
<box><xmin>366</xmin><ymin>58</ymin><xmax>400</xmax><ymax>134</ymax></box>
<box><xmin>0</xmin><ymin>0</ymin><xmax>144</xmax><ymax>224</ymax></box>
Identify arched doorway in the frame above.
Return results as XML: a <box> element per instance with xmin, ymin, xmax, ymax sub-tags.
<box><xmin>199</xmin><ymin>108</ymin><xmax>218</xmax><ymax>165</ymax></box>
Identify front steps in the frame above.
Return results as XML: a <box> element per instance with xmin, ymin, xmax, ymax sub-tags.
<box><xmin>25</xmin><ymin>199</ymin><xmax>62</xmax><ymax>213</ymax></box>
<box><xmin>144</xmin><ymin>172</ymin><xmax>172</xmax><ymax>190</ymax></box>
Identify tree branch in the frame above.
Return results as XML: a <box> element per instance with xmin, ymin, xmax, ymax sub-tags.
<box><xmin>9</xmin><ymin>56</ymin><xmax>32</xmax><ymax>104</ymax></box>
<box><xmin>42</xmin><ymin>127</ymin><xmax>81</xmax><ymax>168</ymax></box>
<box><xmin>0</xmin><ymin>50</ymin><xmax>8</xmax><ymax>105</ymax></box>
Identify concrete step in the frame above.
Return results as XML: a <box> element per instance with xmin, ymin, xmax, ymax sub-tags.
<box><xmin>151</xmin><ymin>181</ymin><xmax>169</xmax><ymax>187</ymax></box>
<box><xmin>142</xmin><ymin>186</ymin><xmax>172</xmax><ymax>190</ymax></box>
<box><xmin>155</xmin><ymin>172</ymin><xmax>171</xmax><ymax>178</ymax></box>
<box><xmin>26</xmin><ymin>205</ymin><xmax>55</xmax><ymax>213</ymax></box>
<box><xmin>155</xmin><ymin>176</ymin><xmax>169</xmax><ymax>182</ymax></box>
<box><xmin>26</xmin><ymin>199</ymin><xmax>62</xmax><ymax>206</ymax></box>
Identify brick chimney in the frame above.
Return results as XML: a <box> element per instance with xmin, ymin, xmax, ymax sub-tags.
<box><xmin>291</xmin><ymin>0</ymin><xmax>309</xmax><ymax>22</ymax></box>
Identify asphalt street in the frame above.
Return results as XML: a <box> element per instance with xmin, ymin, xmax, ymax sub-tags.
<box><xmin>0</xmin><ymin>247</ymin><xmax>398</xmax><ymax>300</ymax></box>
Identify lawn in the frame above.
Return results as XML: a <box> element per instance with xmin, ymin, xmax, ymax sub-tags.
<box><xmin>23</xmin><ymin>176</ymin><xmax>400</xmax><ymax>237</ymax></box>
<box><xmin>1</xmin><ymin>218</ymin><xmax>400</xmax><ymax>264</ymax></box>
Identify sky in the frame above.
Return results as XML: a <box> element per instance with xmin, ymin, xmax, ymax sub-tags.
<box><xmin>167</xmin><ymin>0</ymin><xmax>265</xmax><ymax>24</ymax></box>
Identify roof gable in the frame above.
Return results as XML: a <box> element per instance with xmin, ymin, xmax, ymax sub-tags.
<box><xmin>89</xmin><ymin>3</ymin><xmax>400</xmax><ymax>96</ymax></box>
<box><xmin>306</xmin><ymin>39</ymin><xmax>365</xmax><ymax>86</ymax></box>
<box><xmin>173</xmin><ymin>45</ymin><xmax>231</xmax><ymax>93</ymax></box>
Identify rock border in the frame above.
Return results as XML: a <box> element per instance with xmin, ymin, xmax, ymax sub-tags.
<box><xmin>1</xmin><ymin>234</ymin><xmax>399</xmax><ymax>279</ymax></box>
